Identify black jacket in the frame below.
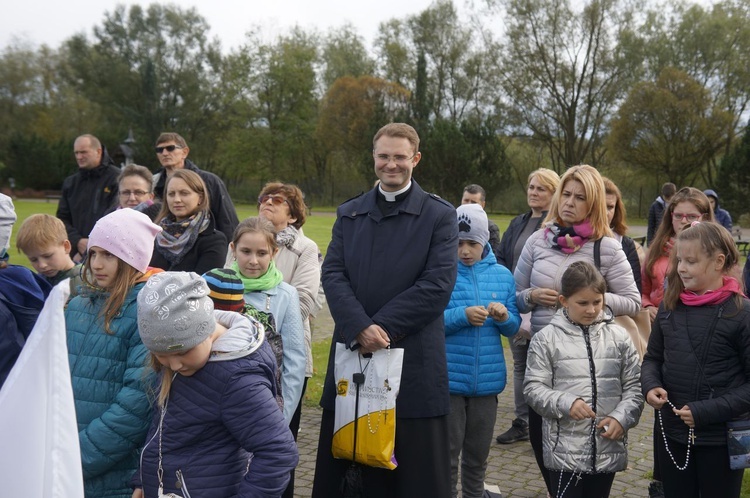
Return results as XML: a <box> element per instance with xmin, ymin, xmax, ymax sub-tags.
<box><xmin>150</xmin><ymin>216</ymin><xmax>228</xmax><ymax>275</ymax></box>
<box><xmin>321</xmin><ymin>181</ymin><xmax>458</xmax><ymax>418</ymax></box>
<box><xmin>647</xmin><ymin>197</ymin><xmax>665</xmax><ymax>246</ymax></box>
<box><xmin>56</xmin><ymin>149</ymin><xmax>120</xmax><ymax>255</ymax></box>
<box><xmin>621</xmin><ymin>236</ymin><xmax>642</xmax><ymax>294</ymax></box>
<box><xmin>496</xmin><ymin>210</ymin><xmax>546</xmax><ymax>272</ymax></box>
<box><xmin>641</xmin><ymin>296</ymin><xmax>750</xmax><ymax>445</ymax></box>
<box><xmin>153</xmin><ymin>159</ymin><xmax>239</xmax><ymax>243</ymax></box>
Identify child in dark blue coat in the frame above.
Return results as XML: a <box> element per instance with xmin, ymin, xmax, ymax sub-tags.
<box><xmin>132</xmin><ymin>271</ymin><xmax>298</xmax><ymax>498</ymax></box>
<box><xmin>0</xmin><ymin>193</ymin><xmax>51</xmax><ymax>389</ymax></box>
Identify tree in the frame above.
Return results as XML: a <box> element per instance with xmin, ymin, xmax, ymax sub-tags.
<box><xmin>608</xmin><ymin>67</ymin><xmax>732</xmax><ymax>187</ymax></box>
<box><xmin>63</xmin><ymin>3</ymin><xmax>225</xmax><ymax>169</ymax></box>
<box><xmin>489</xmin><ymin>0</ymin><xmax>640</xmax><ymax>171</ymax></box>
<box><xmin>418</xmin><ymin>117</ymin><xmax>512</xmax><ymax>204</ymax></box>
<box><xmin>321</xmin><ymin>26</ymin><xmax>375</xmax><ymax>88</ymax></box>
<box><xmin>636</xmin><ymin>0</ymin><xmax>750</xmax><ymax>185</ymax></box>
<box><xmin>0</xmin><ymin>40</ymin><xmax>101</xmax><ymax>188</ymax></box>
<box><xmin>716</xmin><ymin>122</ymin><xmax>750</xmax><ymax>220</ymax></box>
<box><xmin>219</xmin><ymin>28</ymin><xmax>321</xmax><ymax>198</ymax></box>
<box><xmin>376</xmin><ymin>0</ymin><xmax>499</xmax><ymax>123</ymax></box>
<box><xmin>316</xmin><ymin>75</ymin><xmax>410</xmax><ymax>192</ymax></box>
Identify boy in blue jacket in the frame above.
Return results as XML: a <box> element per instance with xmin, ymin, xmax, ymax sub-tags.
<box><xmin>445</xmin><ymin>203</ymin><xmax>520</xmax><ymax>498</ymax></box>
<box><xmin>0</xmin><ymin>193</ymin><xmax>51</xmax><ymax>389</ymax></box>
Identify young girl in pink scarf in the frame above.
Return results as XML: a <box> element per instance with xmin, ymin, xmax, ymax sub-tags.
<box><xmin>641</xmin><ymin>221</ymin><xmax>750</xmax><ymax>498</ymax></box>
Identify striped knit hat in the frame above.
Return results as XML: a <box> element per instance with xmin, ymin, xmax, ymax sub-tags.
<box><xmin>202</xmin><ymin>268</ymin><xmax>246</xmax><ymax>312</ymax></box>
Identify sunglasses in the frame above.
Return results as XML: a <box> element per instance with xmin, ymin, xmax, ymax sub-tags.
<box><xmin>258</xmin><ymin>194</ymin><xmax>289</xmax><ymax>206</ymax></box>
<box><xmin>155</xmin><ymin>145</ymin><xmax>183</xmax><ymax>154</ymax></box>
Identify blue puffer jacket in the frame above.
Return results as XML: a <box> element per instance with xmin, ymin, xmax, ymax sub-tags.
<box><xmin>65</xmin><ymin>282</ymin><xmax>153</xmax><ymax>498</ymax></box>
<box><xmin>135</xmin><ymin>311</ymin><xmax>299</xmax><ymax>497</ymax></box>
<box><xmin>444</xmin><ymin>247</ymin><xmax>521</xmax><ymax>396</ymax></box>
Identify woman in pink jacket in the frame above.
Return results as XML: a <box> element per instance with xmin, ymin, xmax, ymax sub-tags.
<box><xmin>641</xmin><ymin>188</ymin><xmax>713</xmax><ymax>322</ymax></box>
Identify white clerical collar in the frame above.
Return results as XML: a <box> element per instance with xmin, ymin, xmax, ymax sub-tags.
<box><xmin>378</xmin><ymin>181</ymin><xmax>412</xmax><ymax>202</ymax></box>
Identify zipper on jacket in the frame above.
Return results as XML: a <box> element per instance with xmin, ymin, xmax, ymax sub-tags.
<box><xmin>472</xmin><ymin>265</ymin><xmax>480</xmax><ymax>394</ymax></box>
<box><xmin>693</xmin><ymin>305</ymin><xmax>724</xmax><ymax>402</ymax></box>
<box><xmin>582</xmin><ymin>327</ymin><xmax>599</xmax><ymax>472</ymax></box>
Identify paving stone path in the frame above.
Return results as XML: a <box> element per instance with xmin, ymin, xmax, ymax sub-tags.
<box><xmin>292</xmin><ymin>337</ymin><xmax>655</xmax><ymax>497</ymax></box>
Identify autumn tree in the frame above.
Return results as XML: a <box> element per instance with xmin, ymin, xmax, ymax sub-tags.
<box><xmin>716</xmin><ymin>123</ymin><xmax>750</xmax><ymax>220</ymax></box>
<box><xmin>635</xmin><ymin>0</ymin><xmax>750</xmax><ymax>185</ymax></box>
<box><xmin>316</xmin><ymin>75</ymin><xmax>410</xmax><ymax>196</ymax></box>
<box><xmin>608</xmin><ymin>67</ymin><xmax>732</xmax><ymax>187</ymax></box>
<box><xmin>488</xmin><ymin>0</ymin><xmax>640</xmax><ymax>171</ymax></box>
<box><xmin>63</xmin><ymin>3</ymin><xmax>225</xmax><ymax>170</ymax></box>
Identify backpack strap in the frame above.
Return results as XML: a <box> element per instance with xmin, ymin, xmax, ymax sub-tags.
<box><xmin>593</xmin><ymin>238</ymin><xmax>602</xmax><ymax>271</ymax></box>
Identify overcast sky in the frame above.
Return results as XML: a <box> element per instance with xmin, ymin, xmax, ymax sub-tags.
<box><xmin>2</xmin><ymin>0</ymin><xmax>466</xmax><ymax>51</ymax></box>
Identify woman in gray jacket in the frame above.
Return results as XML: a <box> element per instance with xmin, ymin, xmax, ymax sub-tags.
<box><xmin>515</xmin><ymin>165</ymin><xmax>641</xmax><ymax>493</ymax></box>
<box><xmin>525</xmin><ymin>261</ymin><xmax>643</xmax><ymax>497</ymax></box>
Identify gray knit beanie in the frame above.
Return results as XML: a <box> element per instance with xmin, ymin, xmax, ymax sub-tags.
<box><xmin>456</xmin><ymin>203</ymin><xmax>489</xmax><ymax>247</ymax></box>
<box><xmin>137</xmin><ymin>271</ymin><xmax>216</xmax><ymax>353</ymax></box>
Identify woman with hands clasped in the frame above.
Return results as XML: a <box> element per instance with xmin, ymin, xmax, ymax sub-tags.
<box><xmin>514</xmin><ymin>165</ymin><xmax>640</xmax><ymax>494</ymax></box>
<box><xmin>641</xmin><ymin>222</ymin><xmax>750</xmax><ymax>498</ymax></box>
<box><xmin>524</xmin><ymin>261</ymin><xmax>643</xmax><ymax>498</ymax></box>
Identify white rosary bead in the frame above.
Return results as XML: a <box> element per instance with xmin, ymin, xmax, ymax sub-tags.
<box><xmin>656</xmin><ymin>399</ymin><xmax>693</xmax><ymax>471</ymax></box>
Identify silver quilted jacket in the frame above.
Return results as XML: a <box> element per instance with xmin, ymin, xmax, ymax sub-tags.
<box><xmin>524</xmin><ymin>309</ymin><xmax>644</xmax><ymax>473</ymax></box>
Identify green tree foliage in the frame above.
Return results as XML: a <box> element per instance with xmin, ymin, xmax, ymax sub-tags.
<box><xmin>321</xmin><ymin>26</ymin><xmax>375</xmax><ymax>88</ymax></box>
<box><xmin>635</xmin><ymin>0</ymin><xmax>750</xmax><ymax>186</ymax></box>
<box><xmin>608</xmin><ymin>67</ymin><xmax>732</xmax><ymax>187</ymax></box>
<box><xmin>716</xmin><ymin>123</ymin><xmax>750</xmax><ymax>219</ymax></box>
<box><xmin>317</xmin><ymin>75</ymin><xmax>410</xmax><ymax>188</ymax></box>
<box><xmin>63</xmin><ymin>4</ymin><xmax>225</xmax><ymax>170</ymax></box>
<box><xmin>418</xmin><ymin>117</ymin><xmax>512</xmax><ymax>204</ymax></box>
<box><xmin>219</xmin><ymin>28</ymin><xmax>321</xmax><ymax>198</ymax></box>
<box><xmin>0</xmin><ymin>40</ymin><xmax>101</xmax><ymax>187</ymax></box>
<box><xmin>489</xmin><ymin>0</ymin><xmax>639</xmax><ymax>171</ymax></box>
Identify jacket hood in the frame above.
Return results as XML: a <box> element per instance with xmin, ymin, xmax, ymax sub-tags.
<box><xmin>209</xmin><ymin>309</ymin><xmax>264</xmax><ymax>361</ymax></box>
<box><xmin>703</xmin><ymin>189</ymin><xmax>720</xmax><ymax>205</ymax></box>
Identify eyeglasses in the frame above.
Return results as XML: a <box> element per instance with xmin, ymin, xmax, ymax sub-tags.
<box><xmin>258</xmin><ymin>194</ymin><xmax>289</xmax><ymax>206</ymax></box>
<box><xmin>119</xmin><ymin>190</ymin><xmax>150</xmax><ymax>198</ymax></box>
<box><xmin>672</xmin><ymin>212</ymin><xmax>704</xmax><ymax>222</ymax></box>
<box><xmin>155</xmin><ymin>145</ymin><xmax>183</xmax><ymax>154</ymax></box>
<box><xmin>373</xmin><ymin>153</ymin><xmax>417</xmax><ymax>165</ymax></box>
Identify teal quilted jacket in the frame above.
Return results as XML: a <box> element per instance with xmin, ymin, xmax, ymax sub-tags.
<box><xmin>65</xmin><ymin>282</ymin><xmax>153</xmax><ymax>497</ymax></box>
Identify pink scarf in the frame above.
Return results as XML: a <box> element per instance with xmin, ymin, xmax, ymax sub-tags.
<box><xmin>543</xmin><ymin>219</ymin><xmax>594</xmax><ymax>254</ymax></box>
<box><xmin>680</xmin><ymin>277</ymin><xmax>743</xmax><ymax>307</ymax></box>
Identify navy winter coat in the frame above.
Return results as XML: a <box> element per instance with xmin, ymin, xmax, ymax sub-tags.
<box><xmin>321</xmin><ymin>181</ymin><xmax>458</xmax><ymax>418</ymax></box>
<box><xmin>444</xmin><ymin>247</ymin><xmax>520</xmax><ymax>396</ymax></box>
<box><xmin>135</xmin><ymin>312</ymin><xmax>298</xmax><ymax>497</ymax></box>
<box><xmin>496</xmin><ymin>210</ymin><xmax>546</xmax><ymax>271</ymax></box>
<box><xmin>0</xmin><ymin>265</ymin><xmax>51</xmax><ymax>388</ymax></box>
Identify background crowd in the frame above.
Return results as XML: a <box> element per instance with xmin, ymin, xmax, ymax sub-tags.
<box><xmin>1</xmin><ymin>124</ymin><xmax>749</xmax><ymax>498</ymax></box>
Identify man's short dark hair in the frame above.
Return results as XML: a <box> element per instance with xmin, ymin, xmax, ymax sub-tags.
<box><xmin>662</xmin><ymin>182</ymin><xmax>677</xmax><ymax>200</ymax></box>
<box><xmin>155</xmin><ymin>132</ymin><xmax>188</xmax><ymax>149</ymax></box>
<box><xmin>463</xmin><ymin>184</ymin><xmax>486</xmax><ymax>202</ymax></box>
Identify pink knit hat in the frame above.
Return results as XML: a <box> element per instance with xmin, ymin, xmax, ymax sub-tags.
<box><xmin>88</xmin><ymin>209</ymin><xmax>162</xmax><ymax>273</ymax></box>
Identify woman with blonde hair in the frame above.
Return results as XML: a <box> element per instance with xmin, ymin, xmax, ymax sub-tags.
<box><xmin>495</xmin><ymin>168</ymin><xmax>560</xmax><ymax>445</ymax></box>
<box><xmin>515</xmin><ymin>164</ymin><xmax>640</xmax><ymax>494</ymax></box>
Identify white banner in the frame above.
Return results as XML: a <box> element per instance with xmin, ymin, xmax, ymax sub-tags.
<box><xmin>0</xmin><ymin>281</ymin><xmax>84</xmax><ymax>497</ymax></box>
